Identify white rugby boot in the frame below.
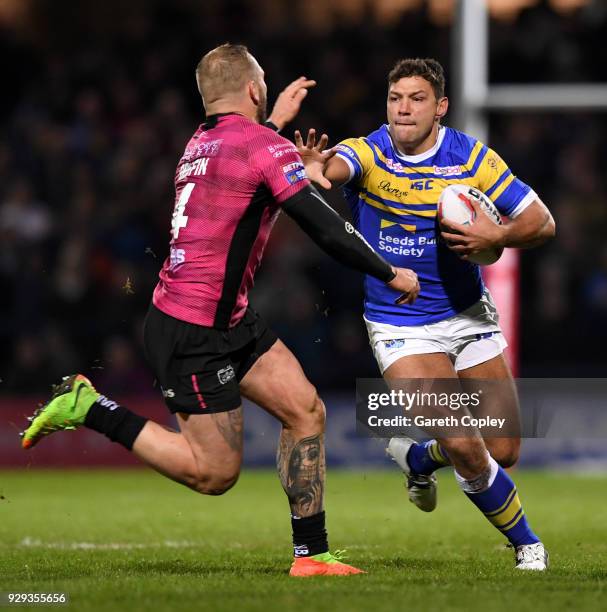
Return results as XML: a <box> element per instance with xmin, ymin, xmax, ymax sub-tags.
<box><xmin>514</xmin><ymin>542</ymin><xmax>549</xmax><ymax>571</ymax></box>
<box><xmin>386</xmin><ymin>437</ymin><xmax>437</xmax><ymax>512</ymax></box>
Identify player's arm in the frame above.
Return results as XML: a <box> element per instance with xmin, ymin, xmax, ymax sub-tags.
<box><xmin>440</xmin><ymin>197</ymin><xmax>555</xmax><ymax>256</ymax></box>
<box><xmin>266</xmin><ymin>77</ymin><xmax>317</xmax><ymax>132</ymax></box>
<box><xmin>255</xmin><ymin>131</ymin><xmax>417</xmax><ymax>301</ymax></box>
<box><xmin>294</xmin><ymin>129</ymin><xmax>352</xmax><ymax>189</ymax></box>
<box><xmin>282</xmin><ymin>184</ymin><xmax>419</xmax><ymax>304</ymax></box>
<box><xmin>496</xmin><ymin>198</ymin><xmax>555</xmax><ymax>248</ymax></box>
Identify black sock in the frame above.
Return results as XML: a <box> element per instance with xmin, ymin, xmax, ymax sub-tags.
<box><xmin>84</xmin><ymin>395</ymin><xmax>148</xmax><ymax>450</ymax></box>
<box><xmin>291</xmin><ymin>511</ymin><xmax>329</xmax><ymax>557</ymax></box>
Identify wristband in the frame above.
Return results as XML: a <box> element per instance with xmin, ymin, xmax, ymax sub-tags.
<box><xmin>265</xmin><ymin>120</ymin><xmax>281</xmax><ymax>133</ymax></box>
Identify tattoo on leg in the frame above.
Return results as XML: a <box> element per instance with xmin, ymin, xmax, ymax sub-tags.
<box><xmin>211</xmin><ymin>408</ymin><xmax>243</xmax><ymax>453</ymax></box>
<box><xmin>277</xmin><ymin>433</ymin><xmax>325</xmax><ymax>517</ymax></box>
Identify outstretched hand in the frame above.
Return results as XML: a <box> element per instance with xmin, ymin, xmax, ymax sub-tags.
<box><xmin>294</xmin><ymin>128</ymin><xmax>335</xmax><ymax>190</ymax></box>
<box><xmin>267</xmin><ymin>77</ymin><xmax>316</xmax><ymax>130</ymax></box>
<box><xmin>388</xmin><ymin>267</ymin><xmax>420</xmax><ymax>305</ymax></box>
<box><xmin>440</xmin><ymin>198</ymin><xmax>505</xmax><ymax>259</ymax></box>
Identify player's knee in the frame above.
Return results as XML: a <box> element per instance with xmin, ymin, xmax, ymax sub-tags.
<box><xmin>190</xmin><ymin>469</ymin><xmax>240</xmax><ymax>496</ymax></box>
<box><xmin>490</xmin><ymin>439</ymin><xmax>520</xmax><ymax>468</ymax></box>
<box><xmin>285</xmin><ymin>388</ymin><xmax>325</xmax><ymax>434</ymax></box>
<box><xmin>302</xmin><ymin>391</ymin><xmax>326</xmax><ymax>433</ymax></box>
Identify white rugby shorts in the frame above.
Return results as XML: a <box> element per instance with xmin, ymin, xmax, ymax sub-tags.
<box><xmin>365</xmin><ymin>289</ymin><xmax>508</xmax><ymax>374</ymax></box>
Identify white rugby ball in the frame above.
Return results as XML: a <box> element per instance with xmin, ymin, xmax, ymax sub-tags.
<box><xmin>438</xmin><ymin>184</ymin><xmax>503</xmax><ymax>265</ymax></box>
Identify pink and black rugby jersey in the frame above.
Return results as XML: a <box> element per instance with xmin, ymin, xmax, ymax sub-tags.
<box><xmin>152</xmin><ymin>113</ymin><xmax>309</xmax><ymax>329</ymax></box>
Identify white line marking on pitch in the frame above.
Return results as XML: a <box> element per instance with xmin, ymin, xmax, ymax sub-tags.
<box><xmin>18</xmin><ymin>537</ymin><xmax>200</xmax><ymax>550</ymax></box>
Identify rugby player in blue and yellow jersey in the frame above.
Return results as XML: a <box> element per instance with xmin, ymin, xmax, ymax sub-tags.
<box><xmin>296</xmin><ymin>58</ymin><xmax>555</xmax><ymax>570</ymax></box>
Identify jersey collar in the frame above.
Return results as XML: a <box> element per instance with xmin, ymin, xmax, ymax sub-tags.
<box><xmin>203</xmin><ymin>112</ymin><xmax>246</xmax><ymax>129</ymax></box>
<box><xmin>385</xmin><ymin>124</ymin><xmax>446</xmax><ymax>163</ymax></box>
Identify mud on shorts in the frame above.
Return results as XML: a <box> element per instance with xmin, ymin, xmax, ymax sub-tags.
<box><xmin>143</xmin><ymin>303</ymin><xmax>278</xmax><ymax>414</ymax></box>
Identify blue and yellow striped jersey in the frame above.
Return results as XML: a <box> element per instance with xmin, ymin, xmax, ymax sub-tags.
<box><xmin>335</xmin><ymin>124</ymin><xmax>536</xmax><ymax>326</ymax></box>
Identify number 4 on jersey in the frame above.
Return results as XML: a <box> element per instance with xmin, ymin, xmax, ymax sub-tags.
<box><xmin>171</xmin><ymin>182</ymin><xmax>195</xmax><ymax>240</ymax></box>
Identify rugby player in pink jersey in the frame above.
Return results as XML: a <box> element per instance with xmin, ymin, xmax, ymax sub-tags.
<box><xmin>21</xmin><ymin>44</ymin><xmax>419</xmax><ymax>577</ymax></box>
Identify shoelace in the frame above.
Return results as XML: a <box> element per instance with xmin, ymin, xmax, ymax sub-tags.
<box><xmin>331</xmin><ymin>549</ymin><xmax>348</xmax><ymax>561</ymax></box>
<box><xmin>517</xmin><ymin>545</ymin><xmax>541</xmax><ymax>563</ymax></box>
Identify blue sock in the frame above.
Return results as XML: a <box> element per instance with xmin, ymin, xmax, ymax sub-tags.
<box><xmin>457</xmin><ymin>456</ymin><xmax>540</xmax><ymax>547</ymax></box>
<box><xmin>407</xmin><ymin>440</ymin><xmax>451</xmax><ymax>475</ymax></box>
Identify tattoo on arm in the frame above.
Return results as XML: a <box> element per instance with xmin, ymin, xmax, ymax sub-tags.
<box><xmin>277</xmin><ymin>433</ymin><xmax>325</xmax><ymax>517</ymax></box>
<box><xmin>211</xmin><ymin>408</ymin><xmax>243</xmax><ymax>453</ymax></box>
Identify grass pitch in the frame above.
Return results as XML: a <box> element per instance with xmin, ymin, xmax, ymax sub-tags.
<box><xmin>0</xmin><ymin>469</ymin><xmax>605</xmax><ymax>611</ymax></box>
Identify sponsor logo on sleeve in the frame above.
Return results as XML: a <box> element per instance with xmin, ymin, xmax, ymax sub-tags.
<box><xmin>268</xmin><ymin>143</ymin><xmax>298</xmax><ymax>158</ymax></box>
<box><xmin>335</xmin><ymin>144</ymin><xmax>357</xmax><ymax>159</ymax></box>
<box><xmin>282</xmin><ymin>161</ymin><xmax>307</xmax><ymax>184</ymax></box>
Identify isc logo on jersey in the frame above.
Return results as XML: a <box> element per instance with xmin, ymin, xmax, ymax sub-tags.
<box><xmin>282</xmin><ymin>162</ymin><xmax>307</xmax><ymax>184</ymax></box>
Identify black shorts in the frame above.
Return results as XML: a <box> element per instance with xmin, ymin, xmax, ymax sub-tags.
<box><xmin>143</xmin><ymin>303</ymin><xmax>278</xmax><ymax>414</ymax></box>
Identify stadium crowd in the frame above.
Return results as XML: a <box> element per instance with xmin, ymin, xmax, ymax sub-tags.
<box><xmin>1</xmin><ymin>0</ymin><xmax>606</xmax><ymax>394</ymax></box>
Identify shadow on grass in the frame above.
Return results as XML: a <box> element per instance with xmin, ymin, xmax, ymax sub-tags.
<box><xmin>126</xmin><ymin>559</ymin><xmax>288</xmax><ymax>577</ymax></box>
<box><xmin>378</xmin><ymin>557</ymin><xmax>458</xmax><ymax>572</ymax></box>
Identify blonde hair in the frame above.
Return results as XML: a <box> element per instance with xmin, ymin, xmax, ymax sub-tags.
<box><xmin>196</xmin><ymin>43</ymin><xmax>258</xmax><ymax>105</ymax></box>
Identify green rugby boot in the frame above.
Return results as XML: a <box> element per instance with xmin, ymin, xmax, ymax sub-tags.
<box><xmin>21</xmin><ymin>374</ymin><xmax>100</xmax><ymax>449</ymax></box>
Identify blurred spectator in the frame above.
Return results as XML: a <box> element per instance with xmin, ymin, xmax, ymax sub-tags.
<box><xmin>3</xmin><ymin>334</ymin><xmax>53</xmax><ymax>392</ymax></box>
<box><xmin>0</xmin><ymin>178</ymin><xmax>52</xmax><ymax>243</ymax></box>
